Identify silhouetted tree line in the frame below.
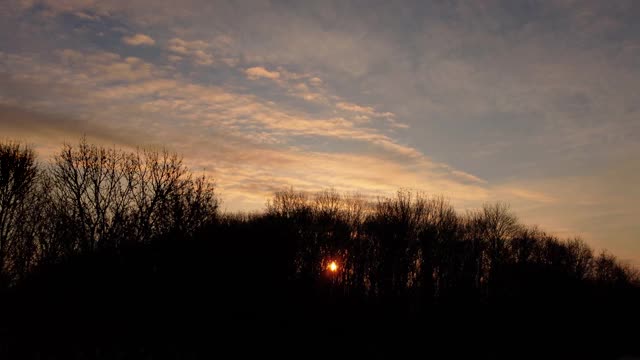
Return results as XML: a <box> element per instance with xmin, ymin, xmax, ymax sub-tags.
<box><xmin>1</xmin><ymin>139</ymin><xmax>639</xmax><ymax>359</ymax></box>
<box><xmin>257</xmin><ymin>188</ymin><xmax>639</xmax><ymax>303</ymax></box>
<box><xmin>0</xmin><ymin>139</ymin><xmax>218</xmax><ymax>287</ymax></box>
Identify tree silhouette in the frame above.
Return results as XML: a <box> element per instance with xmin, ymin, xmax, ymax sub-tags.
<box><xmin>48</xmin><ymin>138</ymin><xmax>219</xmax><ymax>252</ymax></box>
<box><xmin>0</xmin><ymin>139</ymin><xmax>638</xmax><ymax>359</ymax></box>
<box><xmin>0</xmin><ymin>142</ymin><xmax>39</xmax><ymax>286</ymax></box>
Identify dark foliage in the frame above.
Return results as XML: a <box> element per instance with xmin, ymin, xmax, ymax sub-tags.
<box><xmin>0</xmin><ymin>140</ymin><xmax>638</xmax><ymax>359</ymax></box>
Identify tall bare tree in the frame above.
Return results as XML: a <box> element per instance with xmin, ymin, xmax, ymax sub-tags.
<box><xmin>0</xmin><ymin>142</ymin><xmax>41</xmax><ymax>284</ymax></box>
<box><xmin>50</xmin><ymin>139</ymin><xmax>219</xmax><ymax>252</ymax></box>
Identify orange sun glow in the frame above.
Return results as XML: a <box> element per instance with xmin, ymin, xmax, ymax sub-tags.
<box><xmin>328</xmin><ymin>261</ymin><xmax>338</xmax><ymax>272</ymax></box>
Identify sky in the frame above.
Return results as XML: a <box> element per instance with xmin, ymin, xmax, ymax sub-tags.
<box><xmin>0</xmin><ymin>0</ymin><xmax>639</xmax><ymax>265</ymax></box>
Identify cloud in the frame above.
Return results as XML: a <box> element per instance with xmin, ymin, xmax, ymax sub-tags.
<box><xmin>73</xmin><ymin>11</ymin><xmax>99</xmax><ymax>20</ymax></box>
<box><xmin>245</xmin><ymin>66</ymin><xmax>280</xmax><ymax>80</ymax></box>
<box><xmin>242</xmin><ymin>65</ymin><xmax>404</xmax><ymax>128</ymax></box>
<box><xmin>336</xmin><ymin>101</ymin><xmax>398</xmax><ymax>119</ymax></box>
<box><xmin>335</xmin><ymin>101</ymin><xmax>407</xmax><ymax>128</ymax></box>
<box><xmin>4</xmin><ymin>0</ymin><xmax>640</xmax><ymax>264</ymax></box>
<box><xmin>0</xmin><ymin>51</ymin><xmax>478</xmax><ymax>210</ymax></box>
<box><xmin>55</xmin><ymin>49</ymin><xmax>156</xmax><ymax>82</ymax></box>
<box><xmin>386</xmin><ymin>118</ymin><xmax>410</xmax><ymax>129</ymax></box>
<box><xmin>0</xmin><ymin>49</ymin><xmax>489</xmax><ymax>216</ymax></box>
<box><xmin>336</xmin><ymin>102</ymin><xmax>376</xmax><ymax>115</ymax></box>
<box><xmin>167</xmin><ymin>37</ymin><xmax>214</xmax><ymax>65</ymax></box>
<box><xmin>0</xmin><ymin>104</ymin><xmax>145</xmax><ymax>153</ymax></box>
<box><xmin>248</xmin><ymin>67</ymin><xmax>331</xmax><ymax>103</ymax></box>
<box><xmin>167</xmin><ymin>37</ymin><xmax>208</xmax><ymax>54</ymax></box>
<box><xmin>122</xmin><ymin>33</ymin><xmax>156</xmax><ymax>46</ymax></box>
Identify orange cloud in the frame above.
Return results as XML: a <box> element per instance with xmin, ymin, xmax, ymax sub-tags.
<box><xmin>167</xmin><ymin>38</ymin><xmax>214</xmax><ymax>65</ymax></box>
<box><xmin>122</xmin><ymin>33</ymin><xmax>155</xmax><ymax>46</ymax></box>
<box><xmin>245</xmin><ymin>66</ymin><xmax>280</xmax><ymax>80</ymax></box>
<box><xmin>336</xmin><ymin>102</ymin><xmax>376</xmax><ymax>115</ymax></box>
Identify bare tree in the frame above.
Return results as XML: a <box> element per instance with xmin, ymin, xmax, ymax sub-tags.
<box><xmin>365</xmin><ymin>190</ymin><xmax>429</xmax><ymax>297</ymax></box>
<box><xmin>130</xmin><ymin>148</ymin><xmax>190</xmax><ymax>242</ymax></box>
<box><xmin>565</xmin><ymin>237</ymin><xmax>594</xmax><ymax>281</ymax></box>
<box><xmin>49</xmin><ymin>139</ymin><xmax>219</xmax><ymax>252</ymax></box>
<box><xmin>50</xmin><ymin>140</ymin><xmax>139</xmax><ymax>251</ymax></box>
<box><xmin>0</xmin><ymin>142</ymin><xmax>39</xmax><ymax>284</ymax></box>
<box><xmin>169</xmin><ymin>174</ymin><xmax>219</xmax><ymax>238</ymax></box>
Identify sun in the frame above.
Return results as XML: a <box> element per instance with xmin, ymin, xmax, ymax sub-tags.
<box><xmin>328</xmin><ymin>261</ymin><xmax>338</xmax><ymax>273</ymax></box>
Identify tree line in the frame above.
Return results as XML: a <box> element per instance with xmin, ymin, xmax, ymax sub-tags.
<box><xmin>1</xmin><ymin>139</ymin><xmax>638</xmax><ymax>296</ymax></box>
<box><xmin>0</xmin><ymin>139</ymin><xmax>218</xmax><ymax>287</ymax></box>
<box><xmin>1</xmin><ymin>138</ymin><xmax>639</xmax><ymax>358</ymax></box>
<box><xmin>259</xmin><ymin>188</ymin><xmax>638</xmax><ymax>303</ymax></box>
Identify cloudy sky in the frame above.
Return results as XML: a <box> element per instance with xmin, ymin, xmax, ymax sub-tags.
<box><xmin>1</xmin><ymin>0</ymin><xmax>639</xmax><ymax>264</ymax></box>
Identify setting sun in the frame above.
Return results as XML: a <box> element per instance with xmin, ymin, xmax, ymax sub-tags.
<box><xmin>328</xmin><ymin>261</ymin><xmax>338</xmax><ymax>273</ymax></box>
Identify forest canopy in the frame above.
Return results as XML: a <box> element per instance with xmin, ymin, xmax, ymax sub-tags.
<box><xmin>1</xmin><ymin>139</ymin><xmax>639</xmax><ymax>358</ymax></box>
<box><xmin>0</xmin><ymin>139</ymin><xmax>636</xmax><ymax>295</ymax></box>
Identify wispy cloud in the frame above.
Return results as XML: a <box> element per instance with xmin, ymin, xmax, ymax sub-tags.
<box><xmin>73</xmin><ymin>11</ymin><xmax>99</xmax><ymax>21</ymax></box>
<box><xmin>122</xmin><ymin>33</ymin><xmax>155</xmax><ymax>46</ymax></box>
<box><xmin>167</xmin><ymin>37</ymin><xmax>214</xmax><ymax>65</ymax></box>
<box><xmin>245</xmin><ymin>66</ymin><xmax>280</xmax><ymax>80</ymax></box>
<box><xmin>56</xmin><ymin>49</ymin><xmax>156</xmax><ymax>82</ymax></box>
<box><xmin>0</xmin><ymin>48</ymin><xmax>486</xmax><ymax>213</ymax></box>
<box><xmin>336</xmin><ymin>102</ymin><xmax>376</xmax><ymax>115</ymax></box>
<box><xmin>0</xmin><ymin>104</ymin><xmax>146</xmax><ymax>154</ymax></box>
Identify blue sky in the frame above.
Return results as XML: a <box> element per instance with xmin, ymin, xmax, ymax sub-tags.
<box><xmin>1</xmin><ymin>0</ymin><xmax>639</xmax><ymax>265</ymax></box>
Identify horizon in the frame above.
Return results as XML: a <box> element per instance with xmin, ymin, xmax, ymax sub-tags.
<box><xmin>1</xmin><ymin>0</ymin><xmax>639</xmax><ymax>266</ymax></box>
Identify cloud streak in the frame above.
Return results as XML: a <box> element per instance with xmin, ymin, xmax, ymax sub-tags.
<box><xmin>167</xmin><ymin>38</ymin><xmax>214</xmax><ymax>65</ymax></box>
<box><xmin>0</xmin><ymin>48</ymin><xmax>488</xmax><ymax>209</ymax></box>
<box><xmin>122</xmin><ymin>33</ymin><xmax>155</xmax><ymax>46</ymax></box>
<box><xmin>245</xmin><ymin>66</ymin><xmax>280</xmax><ymax>80</ymax></box>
